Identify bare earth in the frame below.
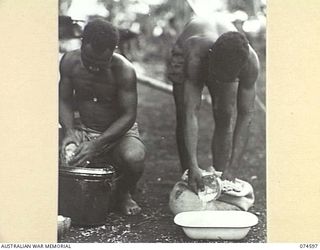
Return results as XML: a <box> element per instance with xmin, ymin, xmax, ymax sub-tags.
<box><xmin>59</xmin><ymin>66</ymin><xmax>266</xmax><ymax>242</ymax></box>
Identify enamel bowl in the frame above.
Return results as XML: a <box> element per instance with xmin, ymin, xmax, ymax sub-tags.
<box><xmin>174</xmin><ymin>210</ymin><xmax>258</xmax><ymax>240</ymax></box>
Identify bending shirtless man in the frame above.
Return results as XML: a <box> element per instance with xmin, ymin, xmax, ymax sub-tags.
<box><xmin>59</xmin><ymin>19</ymin><xmax>145</xmax><ymax>215</ymax></box>
<box><xmin>168</xmin><ymin>16</ymin><xmax>259</xmax><ymax>193</ymax></box>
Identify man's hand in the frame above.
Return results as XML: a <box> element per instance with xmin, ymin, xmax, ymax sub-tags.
<box><xmin>221</xmin><ymin>168</ymin><xmax>236</xmax><ymax>182</ymax></box>
<box><xmin>60</xmin><ymin>130</ymin><xmax>80</xmax><ymax>162</ymax></box>
<box><xmin>188</xmin><ymin>167</ymin><xmax>205</xmax><ymax>194</ymax></box>
<box><xmin>68</xmin><ymin>141</ymin><xmax>99</xmax><ymax>167</ymax></box>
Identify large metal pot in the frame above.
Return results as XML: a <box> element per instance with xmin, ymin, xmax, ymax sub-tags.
<box><xmin>58</xmin><ymin>165</ymin><xmax>121</xmax><ymax>226</ymax></box>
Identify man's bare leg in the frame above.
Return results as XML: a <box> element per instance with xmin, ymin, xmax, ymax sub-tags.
<box><xmin>112</xmin><ymin>137</ymin><xmax>146</xmax><ymax>215</ymax></box>
<box><xmin>173</xmin><ymin>83</ymin><xmax>189</xmax><ymax>172</ymax></box>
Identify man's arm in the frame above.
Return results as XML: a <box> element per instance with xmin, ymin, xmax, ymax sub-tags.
<box><xmin>223</xmin><ymin>50</ymin><xmax>259</xmax><ymax>180</ymax></box>
<box><xmin>59</xmin><ymin>53</ymin><xmax>75</xmax><ymax>133</ymax></box>
<box><xmin>212</xmin><ymin>79</ymin><xmax>239</xmax><ymax>173</ymax></box>
<box><xmin>95</xmin><ymin>58</ymin><xmax>137</xmax><ymax>147</ymax></box>
<box><xmin>59</xmin><ymin>53</ymin><xmax>83</xmax><ymax>162</ymax></box>
<box><xmin>180</xmin><ymin>42</ymin><xmax>206</xmax><ymax>193</ymax></box>
<box><xmin>59</xmin><ymin>53</ymin><xmax>83</xmax><ymax>154</ymax></box>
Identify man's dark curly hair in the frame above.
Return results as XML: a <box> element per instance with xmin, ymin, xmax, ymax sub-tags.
<box><xmin>210</xmin><ymin>31</ymin><xmax>249</xmax><ymax>81</ymax></box>
<box><xmin>82</xmin><ymin>19</ymin><xmax>119</xmax><ymax>53</ymax></box>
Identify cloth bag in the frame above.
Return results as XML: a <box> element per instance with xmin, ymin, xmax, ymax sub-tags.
<box><xmin>169</xmin><ymin>168</ymin><xmax>255</xmax><ymax>215</ymax></box>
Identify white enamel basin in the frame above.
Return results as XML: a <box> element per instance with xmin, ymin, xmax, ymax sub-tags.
<box><xmin>174</xmin><ymin>210</ymin><xmax>258</xmax><ymax>240</ymax></box>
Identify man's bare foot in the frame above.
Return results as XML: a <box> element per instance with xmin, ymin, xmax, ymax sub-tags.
<box><xmin>119</xmin><ymin>193</ymin><xmax>142</xmax><ymax>215</ymax></box>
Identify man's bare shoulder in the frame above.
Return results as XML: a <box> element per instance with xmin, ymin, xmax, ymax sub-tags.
<box><xmin>239</xmin><ymin>46</ymin><xmax>260</xmax><ymax>86</ymax></box>
<box><xmin>247</xmin><ymin>46</ymin><xmax>260</xmax><ymax>76</ymax></box>
<box><xmin>111</xmin><ymin>53</ymin><xmax>134</xmax><ymax>68</ymax></box>
<box><xmin>181</xmin><ymin>36</ymin><xmax>214</xmax><ymax>61</ymax></box>
<box><xmin>111</xmin><ymin>53</ymin><xmax>136</xmax><ymax>74</ymax></box>
<box><xmin>60</xmin><ymin>49</ymin><xmax>81</xmax><ymax>72</ymax></box>
<box><xmin>111</xmin><ymin>53</ymin><xmax>136</xmax><ymax>84</ymax></box>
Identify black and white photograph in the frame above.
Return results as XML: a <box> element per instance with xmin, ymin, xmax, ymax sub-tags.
<box><xmin>57</xmin><ymin>0</ymin><xmax>266</xmax><ymax>243</ymax></box>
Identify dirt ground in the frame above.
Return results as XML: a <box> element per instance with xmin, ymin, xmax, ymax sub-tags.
<box><xmin>59</xmin><ymin>58</ymin><xmax>266</xmax><ymax>242</ymax></box>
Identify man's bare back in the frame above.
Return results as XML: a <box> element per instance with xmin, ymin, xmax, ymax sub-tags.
<box><xmin>176</xmin><ymin>16</ymin><xmax>237</xmax><ymax>47</ymax></box>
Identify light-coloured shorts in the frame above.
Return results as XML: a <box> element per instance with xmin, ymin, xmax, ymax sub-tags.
<box><xmin>60</xmin><ymin>122</ymin><xmax>142</xmax><ymax>167</ymax></box>
<box><xmin>75</xmin><ymin>122</ymin><xmax>141</xmax><ymax>146</ymax></box>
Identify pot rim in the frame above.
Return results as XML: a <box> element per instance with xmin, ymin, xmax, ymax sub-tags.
<box><xmin>59</xmin><ymin>165</ymin><xmax>115</xmax><ymax>178</ymax></box>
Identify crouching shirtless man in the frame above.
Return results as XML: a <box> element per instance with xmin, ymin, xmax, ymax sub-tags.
<box><xmin>59</xmin><ymin>19</ymin><xmax>145</xmax><ymax>215</ymax></box>
<box><xmin>168</xmin><ymin>16</ymin><xmax>260</xmax><ymax>193</ymax></box>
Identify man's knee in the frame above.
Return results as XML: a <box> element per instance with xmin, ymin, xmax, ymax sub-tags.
<box><xmin>120</xmin><ymin>145</ymin><xmax>146</xmax><ymax>173</ymax></box>
<box><xmin>124</xmin><ymin>147</ymin><xmax>145</xmax><ymax>164</ymax></box>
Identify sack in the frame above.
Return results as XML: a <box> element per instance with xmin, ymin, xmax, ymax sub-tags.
<box><xmin>169</xmin><ymin>169</ymin><xmax>255</xmax><ymax>215</ymax></box>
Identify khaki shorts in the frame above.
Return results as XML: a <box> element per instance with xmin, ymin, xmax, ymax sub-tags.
<box><xmin>75</xmin><ymin>122</ymin><xmax>141</xmax><ymax>145</ymax></box>
<box><xmin>60</xmin><ymin>122</ymin><xmax>142</xmax><ymax>167</ymax></box>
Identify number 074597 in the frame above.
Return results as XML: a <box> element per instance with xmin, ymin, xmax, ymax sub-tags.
<box><xmin>300</xmin><ymin>244</ymin><xmax>319</xmax><ymax>248</ymax></box>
